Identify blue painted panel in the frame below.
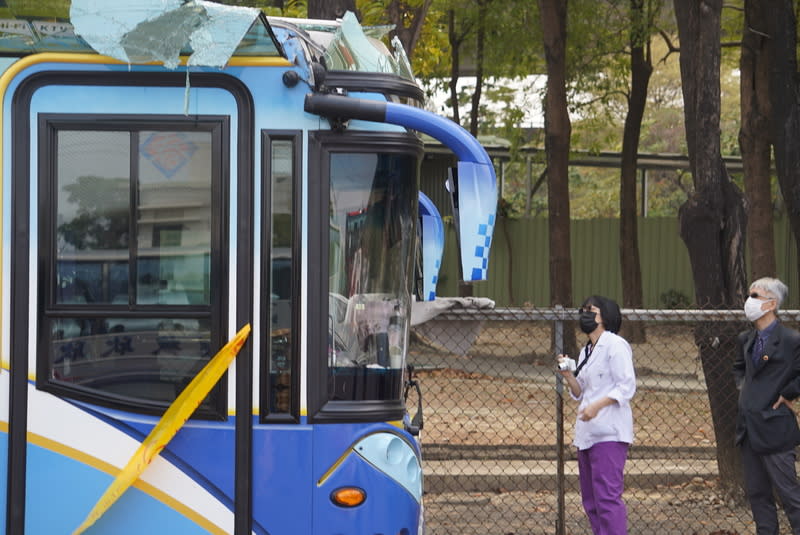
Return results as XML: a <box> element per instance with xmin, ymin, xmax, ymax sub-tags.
<box><xmin>311</xmin><ymin>423</ymin><xmax>421</xmax><ymax>534</ymax></box>
<box><xmin>313</xmin><ymin>447</ymin><xmax>420</xmax><ymax>534</ymax></box>
<box><xmin>251</xmin><ymin>420</ymin><xmax>313</xmax><ymax>535</ymax></box>
<box><xmin>165</xmin><ymin>422</ymin><xmax>237</xmax><ymax>510</ymax></box>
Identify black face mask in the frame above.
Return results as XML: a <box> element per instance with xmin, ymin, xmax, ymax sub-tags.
<box><xmin>579</xmin><ymin>310</ymin><xmax>599</xmax><ymax>334</ymax></box>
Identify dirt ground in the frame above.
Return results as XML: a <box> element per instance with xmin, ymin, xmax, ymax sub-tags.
<box><xmin>422</xmin><ymin>485</ymin><xmax>770</xmax><ymax>535</ymax></box>
<box><xmin>409</xmin><ymin>320</ymin><xmax>797</xmax><ymax>534</ymax></box>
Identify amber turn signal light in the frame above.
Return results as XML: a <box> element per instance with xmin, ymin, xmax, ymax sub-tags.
<box><xmin>330</xmin><ymin>487</ymin><xmax>366</xmax><ymax>507</ymax></box>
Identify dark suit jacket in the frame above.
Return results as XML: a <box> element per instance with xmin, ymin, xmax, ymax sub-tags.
<box><xmin>733</xmin><ymin>321</ymin><xmax>800</xmax><ymax>453</ymax></box>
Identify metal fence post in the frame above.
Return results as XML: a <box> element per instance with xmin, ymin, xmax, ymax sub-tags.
<box><xmin>554</xmin><ymin>305</ymin><xmax>566</xmax><ymax>535</ymax></box>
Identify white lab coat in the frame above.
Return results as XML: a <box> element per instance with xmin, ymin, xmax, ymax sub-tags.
<box><xmin>570</xmin><ymin>330</ymin><xmax>636</xmax><ymax>450</ymax></box>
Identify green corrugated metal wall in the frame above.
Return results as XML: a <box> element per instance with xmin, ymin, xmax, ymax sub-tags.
<box><xmin>433</xmin><ymin>216</ymin><xmax>799</xmax><ymax>308</ymax></box>
<box><xmin>775</xmin><ymin>215</ymin><xmax>799</xmax><ymax>303</ymax></box>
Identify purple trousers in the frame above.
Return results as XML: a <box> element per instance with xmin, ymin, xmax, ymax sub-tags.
<box><xmin>576</xmin><ymin>441</ymin><xmax>629</xmax><ymax>535</ymax></box>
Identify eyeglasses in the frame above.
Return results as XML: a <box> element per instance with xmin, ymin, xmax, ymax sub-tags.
<box><xmin>749</xmin><ymin>292</ymin><xmax>775</xmax><ymax>301</ymax></box>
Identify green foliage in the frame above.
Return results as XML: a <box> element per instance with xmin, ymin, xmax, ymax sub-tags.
<box><xmin>355</xmin><ymin>0</ymin><xmax>450</xmax><ymax>77</ymax></box>
<box><xmin>566</xmin><ymin>0</ymin><xmax>632</xmax><ymax>115</ymax></box>
<box><xmin>356</xmin><ymin>1</ymin><xmax>386</xmax><ymax>22</ymax></box>
<box><xmin>249</xmin><ymin>0</ymin><xmax>746</xmax><ymax>222</ymax></box>
<box><xmin>660</xmin><ymin>288</ymin><xmax>691</xmax><ymax>309</ymax></box>
<box><xmin>261</xmin><ymin>0</ymin><xmax>307</xmax><ymax>17</ymax></box>
<box><xmin>571</xmin><ymin>115</ymin><xmax>623</xmax><ymax>155</ymax></box>
<box><xmin>410</xmin><ymin>8</ymin><xmax>450</xmax><ymax>77</ymax></box>
<box><xmin>2</xmin><ymin>0</ymin><xmax>70</xmax><ymax>18</ymax></box>
<box><xmin>569</xmin><ymin>166</ymin><xmax>621</xmax><ymax>218</ymax></box>
<box><xmin>645</xmin><ymin>170</ymin><xmax>691</xmax><ymax>217</ymax></box>
<box><xmin>481</xmin><ymin>0</ymin><xmax>546</xmax><ymax>78</ymax></box>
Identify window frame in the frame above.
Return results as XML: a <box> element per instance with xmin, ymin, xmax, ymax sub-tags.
<box><xmin>259</xmin><ymin>130</ymin><xmax>302</xmax><ymax>424</ymax></box>
<box><xmin>307</xmin><ymin>130</ymin><xmax>423</xmax><ymax>424</ymax></box>
<box><xmin>36</xmin><ymin>114</ymin><xmax>229</xmax><ymax>419</ymax></box>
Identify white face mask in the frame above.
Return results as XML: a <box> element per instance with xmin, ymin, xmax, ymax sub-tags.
<box><xmin>744</xmin><ymin>296</ymin><xmax>770</xmax><ymax>322</ymax></box>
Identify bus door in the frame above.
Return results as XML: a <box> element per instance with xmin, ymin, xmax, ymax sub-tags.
<box><xmin>4</xmin><ymin>70</ymin><xmax>265</xmax><ymax>535</ymax></box>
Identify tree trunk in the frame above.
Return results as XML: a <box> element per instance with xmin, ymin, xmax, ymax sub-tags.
<box><xmin>307</xmin><ymin>0</ymin><xmax>356</xmax><ymax>19</ymax></box>
<box><xmin>740</xmin><ymin>0</ymin><xmax>776</xmax><ymax>280</ymax></box>
<box><xmin>469</xmin><ymin>1</ymin><xmax>488</xmax><ymax>136</ymax></box>
<box><xmin>448</xmin><ymin>10</ymin><xmax>462</xmax><ymax>125</ymax></box>
<box><xmin>539</xmin><ymin>0</ymin><xmax>576</xmax><ymax>356</ymax></box>
<box><xmin>387</xmin><ymin>0</ymin><xmax>433</xmax><ymax>59</ymax></box>
<box><xmin>673</xmin><ymin>0</ymin><xmax>747</xmax><ymax>502</ymax></box>
<box><xmin>766</xmin><ymin>0</ymin><xmax>800</xmax><ymax>286</ymax></box>
<box><xmin>619</xmin><ymin>0</ymin><xmax>651</xmax><ymax>344</ymax></box>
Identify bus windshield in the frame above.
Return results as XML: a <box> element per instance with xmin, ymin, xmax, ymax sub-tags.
<box><xmin>328</xmin><ymin>151</ymin><xmax>418</xmax><ymax>401</ymax></box>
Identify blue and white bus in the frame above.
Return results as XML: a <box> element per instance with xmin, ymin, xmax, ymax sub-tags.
<box><xmin>0</xmin><ymin>2</ymin><xmax>496</xmax><ymax>534</ymax></box>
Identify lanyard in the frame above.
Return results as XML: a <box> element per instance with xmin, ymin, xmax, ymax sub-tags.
<box><xmin>574</xmin><ymin>341</ymin><xmax>594</xmax><ymax>377</ymax></box>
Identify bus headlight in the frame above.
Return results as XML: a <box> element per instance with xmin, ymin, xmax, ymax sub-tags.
<box><xmin>354</xmin><ymin>432</ymin><xmax>422</xmax><ymax>502</ymax></box>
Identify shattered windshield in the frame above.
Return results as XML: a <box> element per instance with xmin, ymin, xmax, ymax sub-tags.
<box><xmin>269</xmin><ymin>12</ymin><xmax>415</xmax><ymax>81</ymax></box>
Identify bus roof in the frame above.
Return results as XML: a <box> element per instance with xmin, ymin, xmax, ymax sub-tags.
<box><xmin>0</xmin><ymin>2</ymin><xmax>414</xmax><ymax>81</ymax></box>
<box><xmin>0</xmin><ymin>3</ymin><xmax>282</xmax><ymax>59</ymax></box>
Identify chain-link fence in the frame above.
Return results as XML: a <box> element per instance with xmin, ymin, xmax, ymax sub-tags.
<box><xmin>409</xmin><ymin>307</ymin><xmax>800</xmax><ymax>535</ymax></box>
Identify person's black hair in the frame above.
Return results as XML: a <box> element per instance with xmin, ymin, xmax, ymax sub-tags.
<box><xmin>581</xmin><ymin>295</ymin><xmax>622</xmax><ymax>334</ymax></box>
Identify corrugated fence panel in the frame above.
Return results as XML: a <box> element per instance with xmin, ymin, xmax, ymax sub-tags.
<box><xmin>513</xmin><ymin>216</ymin><xmax>550</xmax><ymax>306</ymax></box>
<box><xmin>432</xmin><ymin>215</ymin><xmax>799</xmax><ymax>308</ymax></box>
<box><xmin>638</xmin><ymin>217</ymin><xmax>694</xmax><ymax>307</ymax></box>
<box><xmin>571</xmin><ymin>218</ymin><xmax>622</xmax><ymax>307</ymax></box>
<box><xmin>437</xmin><ymin>223</ymin><xmax>459</xmax><ymax>297</ymax></box>
<box><xmin>775</xmin><ymin>215</ymin><xmax>799</xmax><ymax>307</ymax></box>
<box><xmin>420</xmin><ymin>155</ymin><xmax>455</xmax><ymax>219</ymax></box>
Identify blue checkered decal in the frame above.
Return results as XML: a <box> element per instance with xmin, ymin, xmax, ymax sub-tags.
<box><xmin>419</xmin><ymin>192</ymin><xmax>444</xmax><ymax>300</ymax></box>
<box><xmin>457</xmin><ymin>161</ymin><xmax>497</xmax><ymax>281</ymax></box>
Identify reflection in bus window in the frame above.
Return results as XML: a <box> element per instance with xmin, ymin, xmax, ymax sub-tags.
<box><xmin>264</xmin><ymin>136</ymin><xmax>296</xmax><ymax>417</ymax></box>
<box><xmin>327</xmin><ymin>152</ymin><xmax>416</xmax><ymax>402</ymax></box>
<box><xmin>56</xmin><ymin>130</ymin><xmax>130</xmax><ymax>305</ymax></box>
<box><xmin>50</xmin><ymin>318</ymin><xmax>214</xmax><ymax>409</ymax></box>
<box><xmin>137</xmin><ymin>131</ymin><xmax>212</xmax><ymax>306</ymax></box>
<box><xmin>44</xmin><ymin>122</ymin><xmax>221</xmax><ymax>415</ymax></box>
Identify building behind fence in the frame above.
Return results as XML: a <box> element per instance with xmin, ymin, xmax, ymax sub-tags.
<box><xmin>412</xmin><ymin>307</ymin><xmax>800</xmax><ymax>535</ymax></box>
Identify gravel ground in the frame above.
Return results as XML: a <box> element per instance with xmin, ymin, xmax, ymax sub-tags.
<box><xmin>422</xmin><ymin>484</ymin><xmax>779</xmax><ymax>535</ymax></box>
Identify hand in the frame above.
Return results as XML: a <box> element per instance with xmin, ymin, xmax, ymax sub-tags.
<box><xmin>556</xmin><ymin>354</ymin><xmax>575</xmax><ymax>375</ymax></box>
<box><xmin>773</xmin><ymin>395</ymin><xmax>794</xmax><ymax>410</ymax></box>
<box><xmin>578</xmin><ymin>402</ymin><xmax>598</xmax><ymax>421</ymax></box>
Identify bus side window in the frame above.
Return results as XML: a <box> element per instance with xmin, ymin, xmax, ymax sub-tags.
<box><xmin>261</xmin><ymin>133</ymin><xmax>300</xmax><ymax>422</ymax></box>
<box><xmin>40</xmin><ymin>120</ymin><xmax>224</xmax><ymax>419</ymax></box>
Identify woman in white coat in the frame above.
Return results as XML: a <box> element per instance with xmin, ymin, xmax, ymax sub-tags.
<box><xmin>557</xmin><ymin>295</ymin><xmax>636</xmax><ymax>535</ymax></box>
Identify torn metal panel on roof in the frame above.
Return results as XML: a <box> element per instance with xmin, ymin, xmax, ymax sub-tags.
<box><xmin>70</xmin><ymin>0</ymin><xmax>261</xmax><ymax>68</ymax></box>
<box><xmin>321</xmin><ymin>11</ymin><xmax>412</xmax><ymax>79</ymax></box>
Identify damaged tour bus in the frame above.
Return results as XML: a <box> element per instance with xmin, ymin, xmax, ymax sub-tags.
<box><xmin>0</xmin><ymin>2</ymin><xmax>496</xmax><ymax>534</ymax></box>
